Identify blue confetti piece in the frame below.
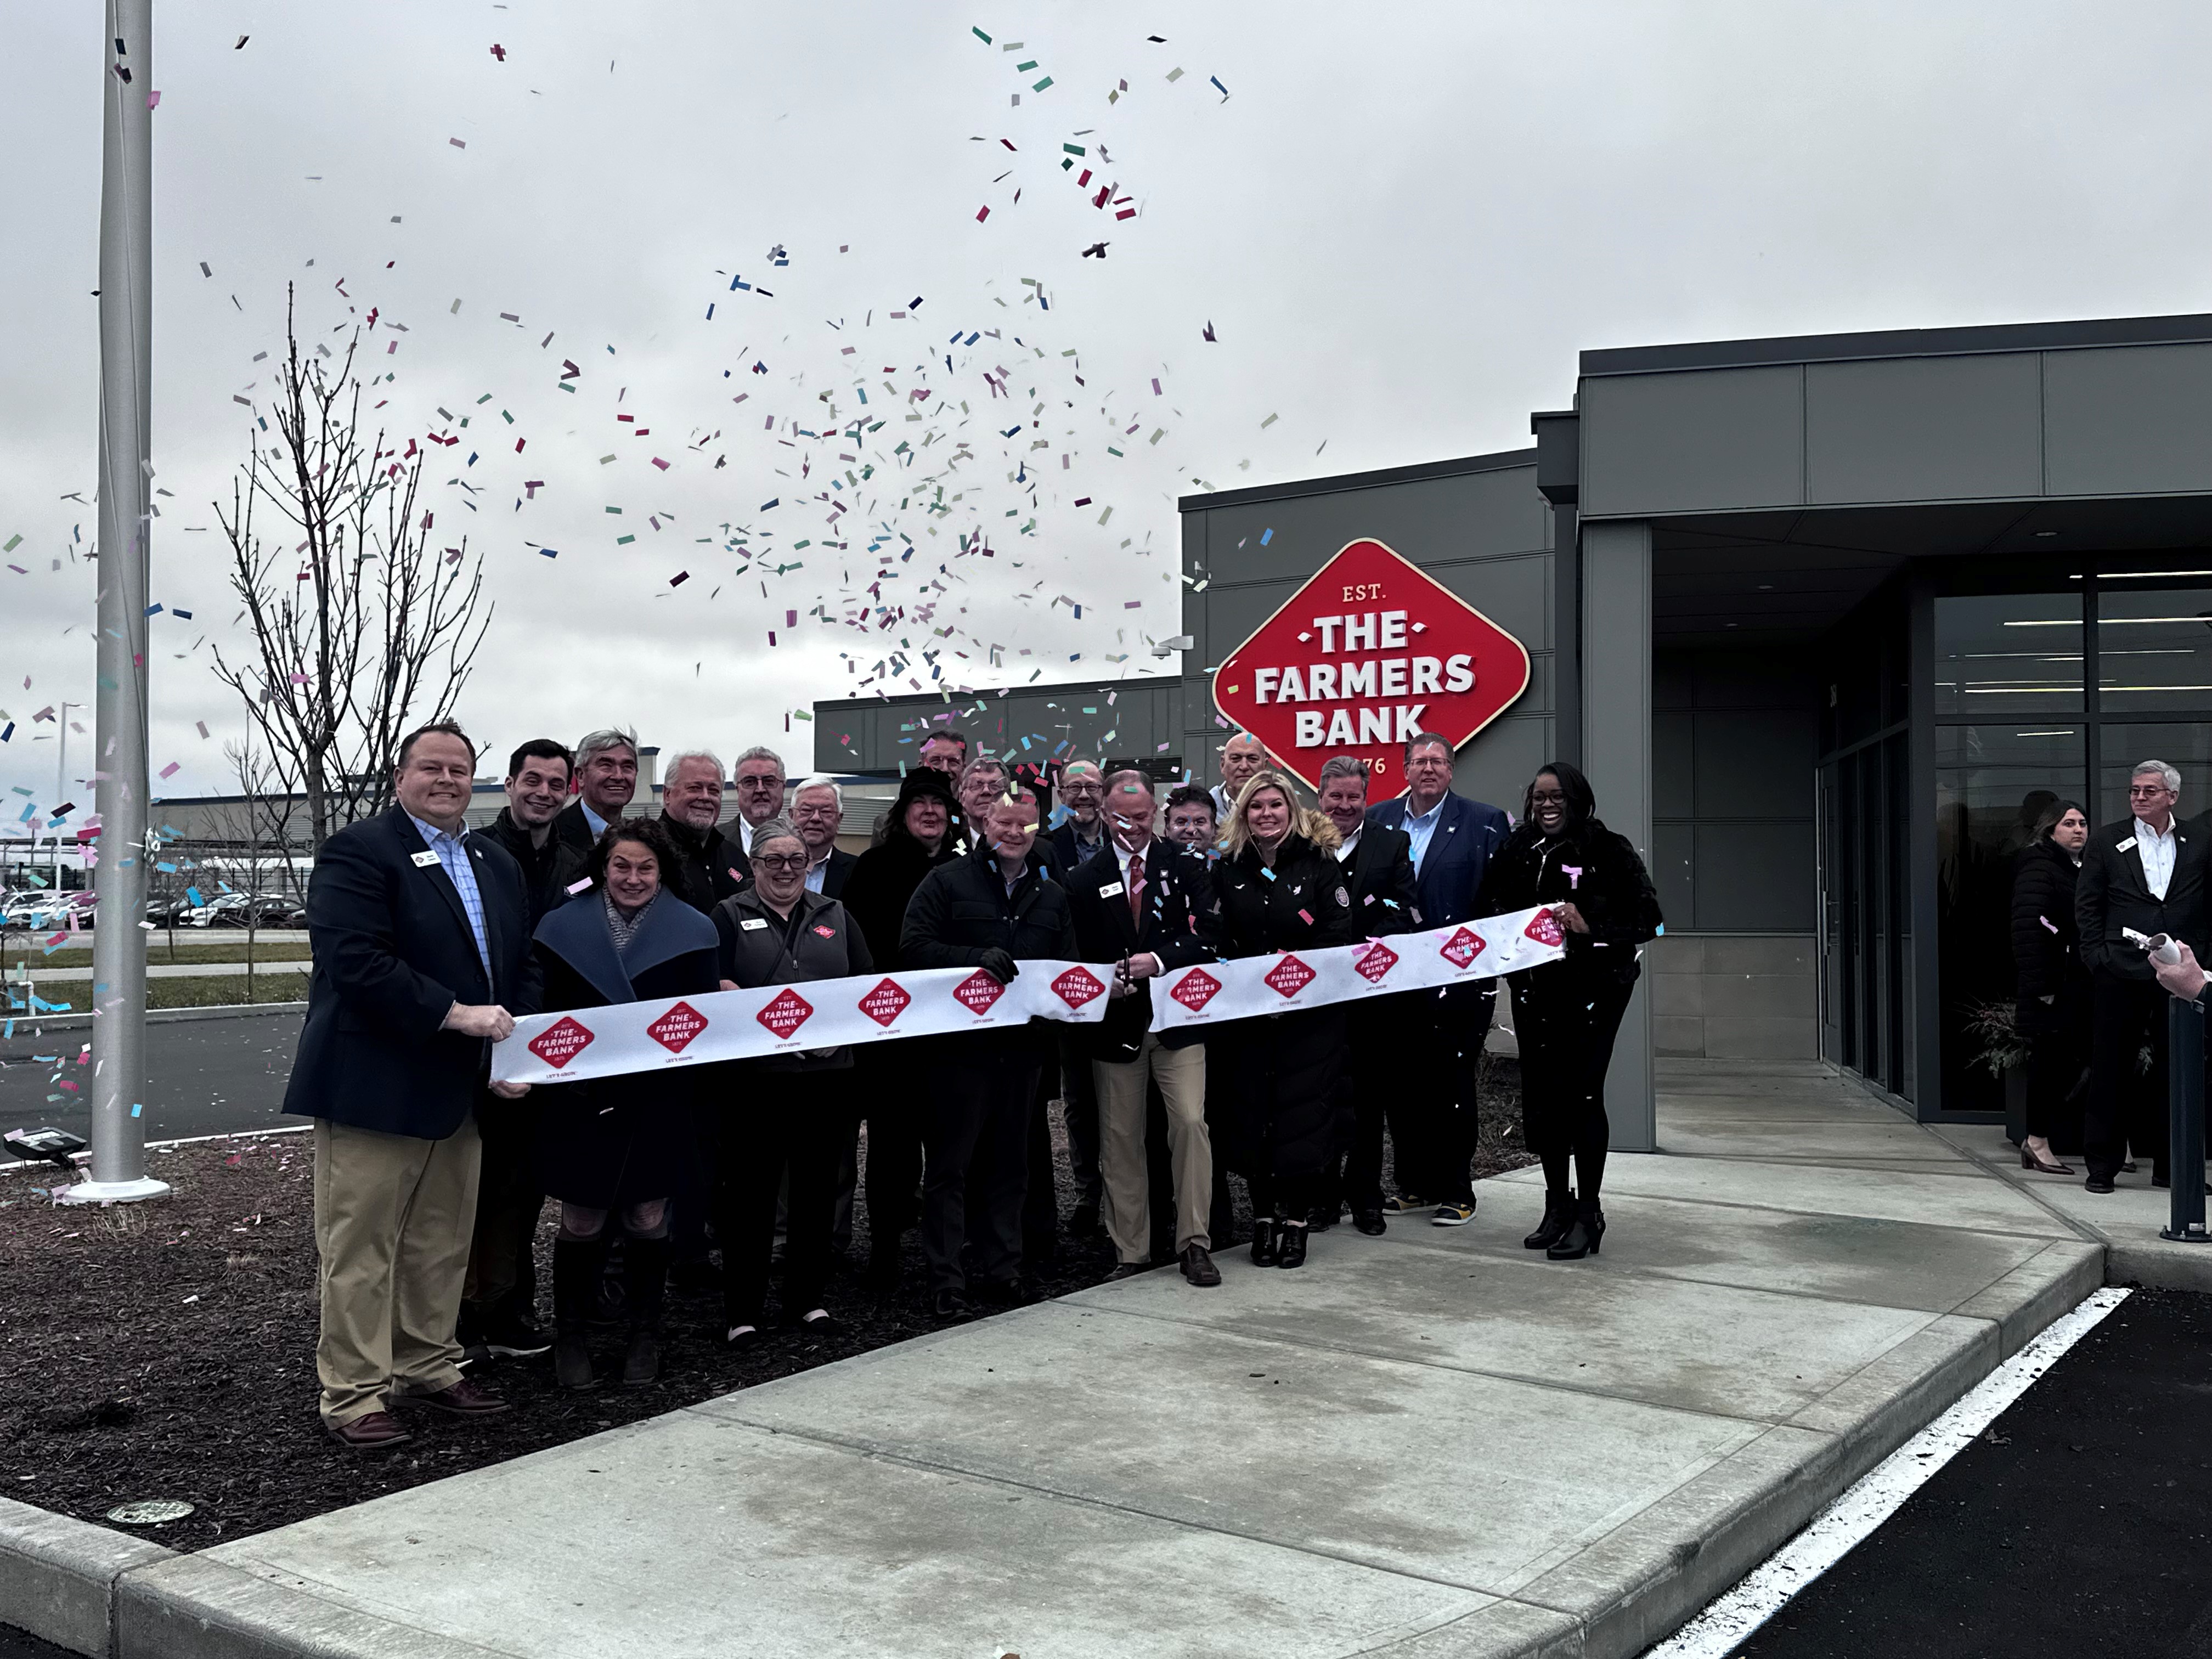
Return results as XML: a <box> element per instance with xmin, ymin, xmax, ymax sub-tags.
<box><xmin>131</xmin><ymin>1103</ymin><xmax>142</xmax><ymax>1118</ymax></box>
<box><xmin>1260</xmin><ymin>528</ymin><xmax>1273</xmax><ymax>545</ymax></box>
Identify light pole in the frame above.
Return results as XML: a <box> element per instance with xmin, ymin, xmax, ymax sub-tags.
<box><xmin>52</xmin><ymin>701</ymin><xmax>81</xmax><ymax>888</ymax></box>
<box><xmin>63</xmin><ymin>0</ymin><xmax>167</xmax><ymax>1205</ymax></box>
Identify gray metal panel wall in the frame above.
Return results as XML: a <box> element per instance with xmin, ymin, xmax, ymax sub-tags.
<box><xmin>1651</xmin><ymin>648</ymin><xmax>1819</xmax><ymax>933</ymax></box>
<box><xmin>812</xmin><ymin>677</ymin><xmax>1187</xmax><ymax>774</ymax></box>
<box><xmin>1179</xmin><ymin>461</ymin><xmax>1554</xmax><ymax>798</ymax></box>
<box><xmin>1583</xmin><ymin>337</ymin><xmax>2212</xmax><ymax>518</ymax></box>
<box><xmin>2044</xmin><ymin>343</ymin><xmax>2212</xmax><ymax>495</ymax></box>
<box><xmin>1804</xmin><ymin>354</ymin><xmax>2042</xmax><ymax>504</ymax></box>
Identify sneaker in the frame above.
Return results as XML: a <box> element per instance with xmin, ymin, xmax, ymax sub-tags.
<box><xmin>1431</xmin><ymin>1201</ymin><xmax>1476</xmax><ymax>1227</ymax></box>
<box><xmin>1381</xmin><ymin>1193</ymin><xmax>1429</xmax><ymax>1214</ymax></box>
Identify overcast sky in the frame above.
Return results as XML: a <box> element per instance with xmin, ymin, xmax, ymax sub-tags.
<box><xmin>5</xmin><ymin>1</ymin><xmax>2212</xmax><ymax>819</ymax></box>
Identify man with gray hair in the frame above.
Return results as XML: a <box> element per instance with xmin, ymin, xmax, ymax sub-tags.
<box><xmin>790</xmin><ymin>775</ymin><xmax>856</xmax><ymax>898</ymax></box>
<box><xmin>658</xmin><ymin>749</ymin><xmax>744</xmax><ymax>913</ymax></box>
<box><xmin>729</xmin><ymin>746</ymin><xmax>788</xmax><ymax>877</ymax></box>
<box><xmin>2076</xmin><ymin>758</ymin><xmax>2208</xmax><ymax>1193</ymax></box>
<box><xmin>554</xmin><ymin>727</ymin><xmax>639</xmax><ymax>855</ymax></box>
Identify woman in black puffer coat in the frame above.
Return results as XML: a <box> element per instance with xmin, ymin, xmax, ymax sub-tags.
<box><xmin>1476</xmin><ymin>760</ymin><xmax>1662</xmax><ymax>1263</ymax></box>
<box><xmin>2010</xmin><ymin>798</ymin><xmax>2091</xmax><ymax>1172</ymax></box>
<box><xmin>1213</xmin><ymin>769</ymin><xmax>1359</xmax><ymax>1271</ymax></box>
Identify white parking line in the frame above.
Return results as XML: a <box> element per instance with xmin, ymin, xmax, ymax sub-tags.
<box><xmin>1644</xmin><ymin>1286</ymin><xmax>2131</xmax><ymax>1658</ymax></box>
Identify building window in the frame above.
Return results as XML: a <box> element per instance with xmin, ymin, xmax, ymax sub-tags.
<box><xmin>1933</xmin><ymin>594</ymin><xmax>2083</xmax><ymax>718</ymax></box>
<box><xmin>2096</xmin><ymin>586</ymin><xmax>2212</xmax><ymax>716</ymax></box>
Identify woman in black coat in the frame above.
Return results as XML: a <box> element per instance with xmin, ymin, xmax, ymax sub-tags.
<box><xmin>710</xmin><ymin>816</ymin><xmax>874</xmax><ymax>1347</ymax></box>
<box><xmin>1476</xmin><ymin>761</ymin><xmax>1662</xmax><ymax>1263</ymax></box>
<box><xmin>533</xmin><ymin>817</ymin><xmax>720</xmax><ymax>1390</ymax></box>
<box><xmin>1214</xmin><ymin>769</ymin><xmax>1358</xmax><ymax>1270</ymax></box>
<box><xmin>2010</xmin><ymin>798</ymin><xmax>2091</xmax><ymax>1172</ymax></box>
<box><xmin>837</xmin><ymin>768</ymin><xmax>963</xmax><ymax>1285</ymax></box>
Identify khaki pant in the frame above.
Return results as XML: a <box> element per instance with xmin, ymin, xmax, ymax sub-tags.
<box><xmin>313</xmin><ymin>1115</ymin><xmax>482</xmax><ymax>1426</ymax></box>
<box><xmin>1094</xmin><ymin>1035</ymin><xmax>1210</xmax><ymax>1261</ymax></box>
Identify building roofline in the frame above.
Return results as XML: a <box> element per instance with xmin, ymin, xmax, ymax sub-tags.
<box><xmin>1580</xmin><ymin>312</ymin><xmax>2212</xmax><ymax>378</ymax></box>
<box><xmin>1177</xmin><ymin>447</ymin><xmax>1537</xmax><ymax>514</ymax></box>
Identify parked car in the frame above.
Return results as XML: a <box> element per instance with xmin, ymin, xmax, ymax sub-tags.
<box><xmin>3</xmin><ymin>890</ymin><xmax>94</xmax><ymax>930</ymax></box>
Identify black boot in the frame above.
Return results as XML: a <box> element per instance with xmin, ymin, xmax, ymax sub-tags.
<box><xmin>1547</xmin><ymin>1199</ymin><xmax>1606</xmax><ymax>1261</ymax></box>
<box><xmin>551</xmin><ymin>1236</ymin><xmax>606</xmax><ymax>1390</ymax></box>
<box><xmin>1250</xmin><ymin>1214</ymin><xmax>1280</xmax><ymax>1266</ymax></box>
<box><xmin>622</xmin><ymin>1235</ymin><xmax>672</xmax><ymax>1386</ymax></box>
<box><xmin>1276</xmin><ymin>1220</ymin><xmax>1309</xmax><ymax>1270</ymax></box>
<box><xmin>1523</xmin><ymin>1188</ymin><xmax>1575</xmax><ymax>1251</ymax></box>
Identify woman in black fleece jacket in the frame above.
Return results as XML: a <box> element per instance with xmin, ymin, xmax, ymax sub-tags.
<box><xmin>2010</xmin><ymin>799</ymin><xmax>2091</xmax><ymax>1172</ymax></box>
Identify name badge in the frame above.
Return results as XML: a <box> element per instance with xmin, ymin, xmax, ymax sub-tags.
<box><xmin>2117</xmin><ymin>839</ymin><xmax>2137</xmax><ymax>852</ymax></box>
<box><xmin>1098</xmin><ymin>881</ymin><xmax>1124</xmax><ymax>898</ymax></box>
<box><xmin>740</xmin><ymin>917</ymin><xmax>769</xmax><ymax>931</ymax></box>
<box><xmin>410</xmin><ymin>851</ymin><xmax>441</xmax><ymax>868</ymax></box>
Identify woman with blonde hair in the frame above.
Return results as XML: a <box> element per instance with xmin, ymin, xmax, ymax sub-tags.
<box><xmin>1214</xmin><ymin>770</ymin><xmax>1359</xmax><ymax>1268</ymax></box>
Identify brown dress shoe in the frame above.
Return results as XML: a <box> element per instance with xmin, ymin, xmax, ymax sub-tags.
<box><xmin>1106</xmin><ymin>1261</ymin><xmax>1152</xmax><ymax>1281</ymax></box>
<box><xmin>326</xmin><ymin>1410</ymin><xmax>412</xmax><ymax>1449</ymax></box>
<box><xmin>400</xmin><ymin>1378</ymin><xmax>509</xmax><ymax>1417</ymax></box>
<box><xmin>1180</xmin><ymin>1244</ymin><xmax>1222</xmax><ymax>1287</ymax></box>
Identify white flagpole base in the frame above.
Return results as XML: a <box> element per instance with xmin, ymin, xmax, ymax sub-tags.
<box><xmin>54</xmin><ymin>1176</ymin><xmax>172</xmax><ymax>1205</ymax></box>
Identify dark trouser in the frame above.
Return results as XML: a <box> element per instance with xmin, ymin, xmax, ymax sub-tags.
<box><xmin>1515</xmin><ymin>968</ymin><xmax>1634</xmax><ymax>1203</ymax></box>
<box><xmin>2087</xmin><ymin>972</ymin><xmax>2169</xmax><ymax>1183</ymax></box>
<box><xmin>669</xmin><ymin>1073</ymin><xmax>726</xmax><ymax>1268</ymax></box>
<box><xmin>719</xmin><ymin>1071</ymin><xmax>856</xmax><ymax>1328</ymax></box>
<box><xmin>1397</xmin><ymin>985</ymin><xmax>1493</xmax><ymax>1205</ymax></box>
<box><xmin>2021</xmin><ymin>982</ymin><xmax>2091</xmax><ymax>1150</ymax></box>
<box><xmin>1249</xmin><ymin>1170</ymin><xmax>1321</xmax><ymax>1221</ymax></box>
<box><xmin>861</xmin><ymin>1048</ymin><xmax>926</xmax><ymax>1250</ymax></box>
<box><xmin>830</xmin><ymin>1119</ymin><xmax>860</xmax><ymax>1252</ymax></box>
<box><xmin>463</xmin><ymin>1095</ymin><xmax>543</xmax><ymax>1318</ymax></box>
<box><xmin>1018</xmin><ymin>1062</ymin><xmax>1060</xmax><ymax>1265</ymax></box>
<box><xmin>1325</xmin><ymin>1003</ymin><xmax>1402</xmax><ymax>1216</ymax></box>
<box><xmin>1060</xmin><ymin>1032</ymin><xmax>1102</xmax><ymax>1211</ymax></box>
<box><xmin>1203</xmin><ymin>1048</ymin><xmax>1237</xmax><ymax>1243</ymax></box>
<box><xmin>924</xmin><ymin>1046</ymin><xmax>1042</xmax><ymax>1294</ymax></box>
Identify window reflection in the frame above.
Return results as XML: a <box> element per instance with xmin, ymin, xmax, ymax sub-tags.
<box><xmin>2099</xmin><ymin>723</ymin><xmax>2212</xmax><ymax>826</ymax></box>
<box><xmin>1933</xmin><ymin>595</ymin><xmax>2084</xmax><ymax>718</ymax></box>
<box><xmin>2096</xmin><ymin>588</ymin><xmax>2212</xmax><ymax>713</ymax></box>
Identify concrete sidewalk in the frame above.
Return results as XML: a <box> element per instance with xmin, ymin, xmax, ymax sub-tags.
<box><xmin>31</xmin><ymin>1060</ymin><xmax>2120</xmax><ymax>1658</ymax></box>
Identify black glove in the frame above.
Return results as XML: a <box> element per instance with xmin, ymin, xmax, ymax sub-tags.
<box><xmin>977</xmin><ymin>948</ymin><xmax>1020</xmax><ymax>985</ymax></box>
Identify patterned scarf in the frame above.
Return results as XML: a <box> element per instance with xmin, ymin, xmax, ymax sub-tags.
<box><xmin>603</xmin><ymin>890</ymin><xmax>657</xmax><ymax>959</ymax></box>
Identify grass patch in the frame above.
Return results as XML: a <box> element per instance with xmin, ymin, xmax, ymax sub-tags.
<box><xmin>6</xmin><ymin>941</ymin><xmax>312</xmax><ymax>968</ymax></box>
<box><xmin>146</xmin><ymin>972</ymin><xmax>310</xmax><ymax>1009</ymax></box>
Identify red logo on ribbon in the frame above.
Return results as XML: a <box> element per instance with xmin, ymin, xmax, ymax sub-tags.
<box><xmin>645</xmin><ymin>1001</ymin><xmax>709</xmax><ymax>1053</ymax></box>
<box><xmin>1524</xmin><ymin>909</ymin><xmax>1566</xmax><ymax>948</ymax></box>
<box><xmin>1170</xmin><ymin>968</ymin><xmax>1222</xmax><ymax>1011</ymax></box>
<box><xmin>1440</xmin><ymin>927</ymin><xmax>1487</xmax><ymax>968</ymax></box>
<box><xmin>526</xmin><ymin>1015</ymin><xmax>595</xmax><ymax>1069</ymax></box>
<box><xmin>1263</xmin><ymin>955</ymin><xmax>1317</xmax><ymax>998</ymax></box>
<box><xmin>858</xmin><ymin>978</ymin><xmax>912</xmax><ymax>1027</ymax></box>
<box><xmin>955</xmin><ymin>970</ymin><xmax>1007</xmax><ymax>1014</ymax></box>
<box><xmin>1354</xmin><ymin>941</ymin><xmax>1398</xmax><ymax>983</ymax></box>
<box><xmin>756</xmin><ymin>988</ymin><xmax>814</xmax><ymax>1039</ymax></box>
<box><xmin>1052</xmin><ymin>966</ymin><xmax>1107</xmax><ymax>1008</ymax></box>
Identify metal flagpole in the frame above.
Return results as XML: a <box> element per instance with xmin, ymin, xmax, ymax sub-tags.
<box><xmin>63</xmin><ymin>0</ymin><xmax>168</xmax><ymax>1204</ymax></box>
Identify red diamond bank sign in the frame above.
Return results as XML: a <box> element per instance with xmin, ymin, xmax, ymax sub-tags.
<box><xmin>1211</xmin><ymin>538</ymin><xmax>1531</xmax><ymax>792</ymax></box>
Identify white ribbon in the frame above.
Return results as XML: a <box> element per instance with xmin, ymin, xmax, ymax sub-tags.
<box><xmin>490</xmin><ymin>905</ymin><xmax>1568</xmax><ymax>1087</ymax></box>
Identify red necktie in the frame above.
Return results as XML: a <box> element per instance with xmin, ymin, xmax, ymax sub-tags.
<box><xmin>1127</xmin><ymin>849</ymin><xmax>1145</xmax><ymax>926</ymax></box>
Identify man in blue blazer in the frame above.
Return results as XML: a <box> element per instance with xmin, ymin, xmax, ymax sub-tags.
<box><xmin>1364</xmin><ymin>730</ymin><xmax>1513</xmax><ymax>1226</ymax></box>
<box><xmin>286</xmin><ymin>722</ymin><xmax>538</xmax><ymax>1449</ymax></box>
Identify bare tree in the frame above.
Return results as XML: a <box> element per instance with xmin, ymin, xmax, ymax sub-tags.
<box><xmin>213</xmin><ymin>285</ymin><xmax>490</xmax><ymax>851</ymax></box>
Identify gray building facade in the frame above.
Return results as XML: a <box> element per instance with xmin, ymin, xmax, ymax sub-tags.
<box><xmin>821</xmin><ymin>311</ymin><xmax>2212</xmax><ymax>1143</ymax></box>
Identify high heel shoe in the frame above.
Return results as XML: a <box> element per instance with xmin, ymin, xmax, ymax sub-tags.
<box><xmin>1547</xmin><ymin>1202</ymin><xmax>1605</xmax><ymax>1261</ymax></box>
<box><xmin>1276</xmin><ymin>1221</ymin><xmax>1308</xmax><ymax>1269</ymax></box>
<box><xmin>1249</xmin><ymin>1215</ymin><xmax>1280</xmax><ymax>1267</ymax></box>
<box><xmin>1523</xmin><ymin>1188</ymin><xmax>1575</xmax><ymax>1250</ymax></box>
<box><xmin>2020</xmin><ymin>1146</ymin><xmax>2074</xmax><ymax>1175</ymax></box>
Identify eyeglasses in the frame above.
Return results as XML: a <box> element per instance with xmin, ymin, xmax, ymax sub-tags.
<box><xmin>2129</xmin><ymin>785</ymin><xmax>2172</xmax><ymax>798</ymax></box>
<box><xmin>1530</xmin><ymin>790</ymin><xmax>1567</xmax><ymax>806</ymax></box>
<box><xmin>752</xmin><ymin>853</ymin><xmax>809</xmax><ymax>871</ymax></box>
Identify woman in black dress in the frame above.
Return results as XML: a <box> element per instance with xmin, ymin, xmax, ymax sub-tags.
<box><xmin>2010</xmin><ymin>798</ymin><xmax>2091</xmax><ymax>1172</ymax></box>
<box><xmin>1214</xmin><ymin>769</ymin><xmax>1358</xmax><ymax>1270</ymax></box>
<box><xmin>710</xmin><ymin>816</ymin><xmax>874</xmax><ymax>1346</ymax></box>
<box><xmin>534</xmin><ymin>817</ymin><xmax>719</xmax><ymax>1389</ymax></box>
<box><xmin>1476</xmin><ymin>761</ymin><xmax>1662</xmax><ymax>1262</ymax></box>
<box><xmin>838</xmin><ymin>768</ymin><xmax>963</xmax><ymax>1287</ymax></box>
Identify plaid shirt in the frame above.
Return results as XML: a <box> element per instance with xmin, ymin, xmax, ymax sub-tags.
<box><xmin>409</xmin><ymin>812</ymin><xmax>494</xmax><ymax>992</ymax></box>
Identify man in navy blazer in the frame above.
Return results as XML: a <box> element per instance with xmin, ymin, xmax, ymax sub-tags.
<box><xmin>1364</xmin><ymin>730</ymin><xmax>1513</xmax><ymax>1225</ymax></box>
<box><xmin>286</xmin><ymin>723</ymin><xmax>538</xmax><ymax>1449</ymax></box>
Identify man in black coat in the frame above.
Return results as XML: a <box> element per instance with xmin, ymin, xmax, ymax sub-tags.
<box><xmin>1364</xmin><ymin>731</ymin><xmax>1514</xmax><ymax>1226</ymax></box>
<box><xmin>2075</xmin><ymin>759</ymin><xmax>2208</xmax><ymax>1192</ymax></box>
<box><xmin>461</xmin><ymin>737</ymin><xmax>583</xmax><ymax>1361</ymax></box>
<box><xmin>791</xmin><ymin>775</ymin><xmax>857</xmax><ymax>898</ymax></box>
<box><xmin>1066</xmin><ymin>771</ymin><xmax>1223</xmax><ymax>1286</ymax></box>
<box><xmin>657</xmin><ymin>749</ymin><xmax>746</xmax><ymax>913</ymax></box>
<box><xmin>901</xmin><ymin>786</ymin><xmax>1077</xmax><ymax>1319</ymax></box>
<box><xmin>1047</xmin><ymin>759</ymin><xmax>1110</xmax><ymax>872</ymax></box>
<box><xmin>1316</xmin><ymin>755</ymin><xmax>1421</xmax><ymax>1233</ymax></box>
<box><xmin>554</xmin><ymin>727</ymin><xmax>639</xmax><ymax>855</ymax></box>
<box><xmin>286</xmin><ymin>723</ymin><xmax>537</xmax><ymax>1448</ymax></box>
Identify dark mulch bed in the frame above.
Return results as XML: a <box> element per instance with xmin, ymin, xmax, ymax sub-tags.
<box><xmin>0</xmin><ymin>1057</ymin><xmax>1529</xmax><ymax>1549</ymax></box>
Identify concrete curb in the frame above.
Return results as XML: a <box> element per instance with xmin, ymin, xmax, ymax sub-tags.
<box><xmin>116</xmin><ymin>1555</ymin><xmax>511</xmax><ymax>1659</ymax></box>
<box><xmin>0</xmin><ymin>1496</ymin><xmax>174</xmax><ymax>1657</ymax></box>
<box><xmin>2107</xmin><ymin>1238</ymin><xmax>2212</xmax><ymax>1294</ymax></box>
